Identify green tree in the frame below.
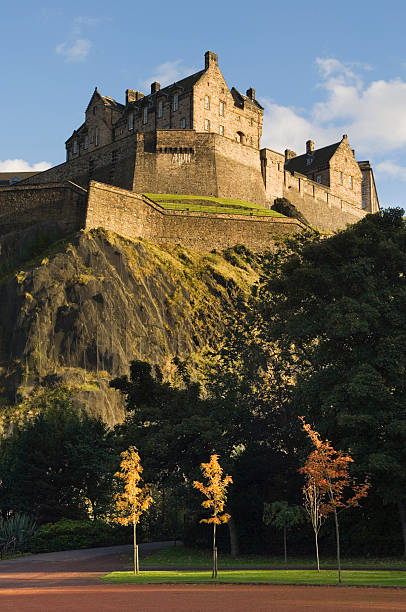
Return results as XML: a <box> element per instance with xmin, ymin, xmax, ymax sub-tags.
<box><xmin>252</xmin><ymin>209</ymin><xmax>406</xmax><ymax>555</ymax></box>
<box><xmin>263</xmin><ymin>500</ymin><xmax>305</xmax><ymax>563</ymax></box>
<box><xmin>0</xmin><ymin>387</ymin><xmax>117</xmax><ymax>522</ymax></box>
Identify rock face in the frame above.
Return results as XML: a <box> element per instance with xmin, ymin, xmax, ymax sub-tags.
<box><xmin>0</xmin><ymin>226</ymin><xmax>260</xmax><ymax>426</ymax></box>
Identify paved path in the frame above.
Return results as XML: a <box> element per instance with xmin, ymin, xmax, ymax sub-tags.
<box><xmin>1</xmin><ymin>544</ymin><xmax>406</xmax><ymax>611</ymax></box>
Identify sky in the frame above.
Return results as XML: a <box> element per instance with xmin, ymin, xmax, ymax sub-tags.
<box><xmin>1</xmin><ymin>0</ymin><xmax>406</xmax><ymax>208</ymax></box>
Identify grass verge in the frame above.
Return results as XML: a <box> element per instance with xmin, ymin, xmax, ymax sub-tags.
<box><xmin>144</xmin><ymin>194</ymin><xmax>285</xmax><ymax>217</ymax></box>
<box><xmin>102</xmin><ymin>569</ymin><xmax>406</xmax><ymax>587</ymax></box>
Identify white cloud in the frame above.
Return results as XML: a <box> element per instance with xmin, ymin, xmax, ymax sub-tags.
<box><xmin>56</xmin><ymin>38</ymin><xmax>91</xmax><ymax>63</ymax></box>
<box><xmin>142</xmin><ymin>60</ymin><xmax>197</xmax><ymax>90</ymax></box>
<box><xmin>0</xmin><ymin>159</ymin><xmax>51</xmax><ymax>172</ymax></box>
<box><xmin>261</xmin><ymin>58</ymin><xmax>406</xmax><ymax>157</ymax></box>
<box><xmin>375</xmin><ymin>160</ymin><xmax>406</xmax><ymax>182</ymax></box>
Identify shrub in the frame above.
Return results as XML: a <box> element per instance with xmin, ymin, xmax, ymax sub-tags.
<box><xmin>0</xmin><ymin>513</ymin><xmax>37</xmax><ymax>552</ymax></box>
<box><xmin>30</xmin><ymin>519</ymin><xmax>129</xmax><ymax>553</ymax></box>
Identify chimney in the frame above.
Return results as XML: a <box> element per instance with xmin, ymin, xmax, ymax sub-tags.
<box><xmin>342</xmin><ymin>134</ymin><xmax>348</xmax><ymax>141</ymax></box>
<box><xmin>306</xmin><ymin>140</ymin><xmax>314</xmax><ymax>154</ymax></box>
<box><xmin>285</xmin><ymin>149</ymin><xmax>297</xmax><ymax>162</ymax></box>
<box><xmin>205</xmin><ymin>50</ymin><xmax>218</xmax><ymax>70</ymax></box>
<box><xmin>246</xmin><ymin>88</ymin><xmax>255</xmax><ymax>100</ymax></box>
<box><xmin>151</xmin><ymin>81</ymin><xmax>160</xmax><ymax>94</ymax></box>
<box><xmin>126</xmin><ymin>89</ymin><xmax>144</xmax><ymax>104</ymax></box>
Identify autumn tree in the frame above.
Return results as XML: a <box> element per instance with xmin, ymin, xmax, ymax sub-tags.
<box><xmin>193</xmin><ymin>455</ymin><xmax>232</xmax><ymax>578</ymax></box>
<box><xmin>299</xmin><ymin>418</ymin><xmax>369</xmax><ymax>582</ymax></box>
<box><xmin>114</xmin><ymin>446</ymin><xmax>153</xmax><ymax>574</ymax></box>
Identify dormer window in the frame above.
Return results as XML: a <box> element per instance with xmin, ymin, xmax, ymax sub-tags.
<box><xmin>128</xmin><ymin>113</ymin><xmax>134</xmax><ymax>131</ymax></box>
<box><xmin>158</xmin><ymin>100</ymin><xmax>163</xmax><ymax>118</ymax></box>
<box><xmin>173</xmin><ymin>94</ymin><xmax>179</xmax><ymax>112</ymax></box>
<box><xmin>143</xmin><ymin>107</ymin><xmax>148</xmax><ymax>124</ymax></box>
<box><xmin>84</xmin><ymin>135</ymin><xmax>88</xmax><ymax>150</ymax></box>
<box><xmin>93</xmin><ymin>107</ymin><xmax>97</xmax><ymax>115</ymax></box>
<box><xmin>306</xmin><ymin>154</ymin><xmax>313</xmax><ymax>166</ymax></box>
<box><xmin>73</xmin><ymin>140</ymin><xmax>78</xmax><ymax>154</ymax></box>
<box><xmin>204</xmin><ymin>95</ymin><xmax>210</xmax><ymax>110</ymax></box>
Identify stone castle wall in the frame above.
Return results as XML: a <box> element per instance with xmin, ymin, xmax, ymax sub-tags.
<box><xmin>86</xmin><ymin>181</ymin><xmax>301</xmax><ymax>250</ymax></box>
<box><xmin>0</xmin><ymin>182</ymin><xmax>87</xmax><ymax>236</ymax></box>
<box><xmin>283</xmin><ymin>171</ymin><xmax>365</xmax><ymax>231</ymax></box>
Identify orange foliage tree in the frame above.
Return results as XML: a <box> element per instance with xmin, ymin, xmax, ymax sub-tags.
<box><xmin>299</xmin><ymin>418</ymin><xmax>369</xmax><ymax>582</ymax></box>
<box><xmin>193</xmin><ymin>454</ymin><xmax>233</xmax><ymax>578</ymax></box>
<box><xmin>114</xmin><ymin>446</ymin><xmax>153</xmax><ymax>574</ymax></box>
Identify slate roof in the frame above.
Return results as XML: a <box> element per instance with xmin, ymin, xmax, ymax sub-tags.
<box><xmin>134</xmin><ymin>70</ymin><xmax>206</xmax><ymax>105</ymax></box>
<box><xmin>285</xmin><ymin>141</ymin><xmax>341</xmax><ymax>175</ymax></box>
<box><xmin>0</xmin><ymin>171</ymin><xmax>41</xmax><ymax>186</ymax></box>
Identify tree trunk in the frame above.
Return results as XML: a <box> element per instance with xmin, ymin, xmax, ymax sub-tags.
<box><xmin>212</xmin><ymin>523</ymin><xmax>217</xmax><ymax>579</ymax></box>
<box><xmin>333</xmin><ymin>507</ymin><xmax>342</xmax><ymax>583</ymax></box>
<box><xmin>397</xmin><ymin>500</ymin><xmax>406</xmax><ymax>557</ymax></box>
<box><xmin>227</xmin><ymin>516</ymin><xmax>239</xmax><ymax>557</ymax></box>
<box><xmin>133</xmin><ymin>520</ymin><xmax>139</xmax><ymax>575</ymax></box>
<box><xmin>314</xmin><ymin>529</ymin><xmax>320</xmax><ymax>571</ymax></box>
<box><xmin>283</xmin><ymin>526</ymin><xmax>287</xmax><ymax>565</ymax></box>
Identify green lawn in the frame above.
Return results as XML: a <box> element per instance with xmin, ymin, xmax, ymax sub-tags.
<box><xmin>102</xmin><ymin>569</ymin><xmax>406</xmax><ymax>587</ymax></box>
<box><xmin>143</xmin><ymin>193</ymin><xmax>285</xmax><ymax>217</ymax></box>
<box><xmin>141</xmin><ymin>546</ymin><xmax>406</xmax><ymax>570</ymax></box>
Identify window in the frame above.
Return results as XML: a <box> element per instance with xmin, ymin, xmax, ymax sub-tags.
<box><xmin>316</xmin><ymin>175</ymin><xmax>322</xmax><ymax>183</ymax></box>
<box><xmin>84</xmin><ymin>135</ymin><xmax>88</xmax><ymax>150</ymax></box>
<box><xmin>180</xmin><ymin>118</ymin><xmax>186</xmax><ymax>129</ymax></box>
<box><xmin>158</xmin><ymin>100</ymin><xmax>163</xmax><ymax>118</ymax></box>
<box><xmin>93</xmin><ymin>107</ymin><xmax>96</xmax><ymax>115</ymax></box>
<box><xmin>250</xmin><ymin>136</ymin><xmax>253</xmax><ymax>145</ymax></box>
<box><xmin>73</xmin><ymin>140</ymin><xmax>78</xmax><ymax>154</ymax></box>
<box><xmin>204</xmin><ymin>119</ymin><xmax>210</xmax><ymax>131</ymax></box>
<box><xmin>204</xmin><ymin>95</ymin><xmax>210</xmax><ymax>110</ymax></box>
<box><xmin>143</xmin><ymin>107</ymin><xmax>148</xmax><ymax>124</ymax></box>
<box><xmin>339</xmin><ymin>171</ymin><xmax>343</xmax><ymax>185</ymax></box>
<box><xmin>219</xmin><ymin>125</ymin><xmax>224</xmax><ymax>136</ymax></box>
<box><xmin>95</xmin><ymin>127</ymin><xmax>99</xmax><ymax>146</ymax></box>
<box><xmin>173</xmin><ymin>94</ymin><xmax>179</xmax><ymax>111</ymax></box>
<box><xmin>128</xmin><ymin>113</ymin><xmax>134</xmax><ymax>130</ymax></box>
<box><xmin>362</xmin><ymin>198</ymin><xmax>366</xmax><ymax>209</ymax></box>
<box><xmin>219</xmin><ymin>101</ymin><xmax>225</xmax><ymax>116</ymax></box>
<box><xmin>250</xmin><ymin>118</ymin><xmax>254</xmax><ymax>127</ymax></box>
<box><xmin>112</xmin><ymin>150</ymin><xmax>118</xmax><ymax>163</ymax></box>
<box><xmin>349</xmin><ymin>175</ymin><xmax>353</xmax><ymax>189</ymax></box>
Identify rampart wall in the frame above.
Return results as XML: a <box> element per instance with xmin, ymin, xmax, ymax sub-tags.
<box><xmin>283</xmin><ymin>171</ymin><xmax>365</xmax><ymax>231</ymax></box>
<box><xmin>84</xmin><ymin>181</ymin><xmax>303</xmax><ymax>251</ymax></box>
<box><xmin>0</xmin><ymin>182</ymin><xmax>87</xmax><ymax>236</ymax></box>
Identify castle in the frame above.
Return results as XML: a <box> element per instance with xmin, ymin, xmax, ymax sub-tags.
<box><xmin>0</xmin><ymin>51</ymin><xmax>379</xmax><ymax>251</ymax></box>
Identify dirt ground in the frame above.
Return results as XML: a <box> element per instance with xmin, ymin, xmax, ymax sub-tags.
<box><xmin>1</xmin><ymin>545</ymin><xmax>405</xmax><ymax>612</ymax></box>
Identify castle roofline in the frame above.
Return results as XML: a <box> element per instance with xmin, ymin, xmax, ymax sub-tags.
<box><xmin>285</xmin><ymin>141</ymin><xmax>342</xmax><ymax>174</ymax></box>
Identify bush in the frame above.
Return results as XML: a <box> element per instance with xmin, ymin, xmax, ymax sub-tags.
<box><xmin>30</xmin><ymin>519</ymin><xmax>129</xmax><ymax>553</ymax></box>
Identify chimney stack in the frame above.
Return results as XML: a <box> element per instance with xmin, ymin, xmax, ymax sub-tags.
<box><xmin>342</xmin><ymin>134</ymin><xmax>348</xmax><ymax>141</ymax></box>
<box><xmin>151</xmin><ymin>81</ymin><xmax>160</xmax><ymax>94</ymax></box>
<box><xmin>205</xmin><ymin>50</ymin><xmax>218</xmax><ymax>70</ymax></box>
<box><xmin>246</xmin><ymin>88</ymin><xmax>255</xmax><ymax>100</ymax></box>
<box><xmin>126</xmin><ymin>89</ymin><xmax>144</xmax><ymax>105</ymax></box>
<box><xmin>306</xmin><ymin>140</ymin><xmax>314</xmax><ymax>154</ymax></box>
<box><xmin>285</xmin><ymin>149</ymin><xmax>297</xmax><ymax>162</ymax></box>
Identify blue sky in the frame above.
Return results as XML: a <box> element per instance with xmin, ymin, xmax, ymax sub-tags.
<box><xmin>2</xmin><ymin>0</ymin><xmax>406</xmax><ymax>208</ymax></box>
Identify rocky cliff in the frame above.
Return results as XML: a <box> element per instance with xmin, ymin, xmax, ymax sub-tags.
<box><xmin>0</xmin><ymin>225</ymin><xmax>261</xmax><ymax>428</ymax></box>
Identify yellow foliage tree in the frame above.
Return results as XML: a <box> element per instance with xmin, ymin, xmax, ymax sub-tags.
<box><xmin>193</xmin><ymin>454</ymin><xmax>232</xmax><ymax>578</ymax></box>
<box><xmin>114</xmin><ymin>446</ymin><xmax>153</xmax><ymax>574</ymax></box>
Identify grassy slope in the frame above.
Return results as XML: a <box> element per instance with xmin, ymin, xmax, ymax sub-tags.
<box><xmin>144</xmin><ymin>193</ymin><xmax>285</xmax><ymax>217</ymax></box>
<box><xmin>102</xmin><ymin>570</ymin><xmax>406</xmax><ymax>587</ymax></box>
<box><xmin>141</xmin><ymin>546</ymin><xmax>406</xmax><ymax>570</ymax></box>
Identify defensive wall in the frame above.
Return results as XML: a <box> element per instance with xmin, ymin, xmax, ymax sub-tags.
<box><xmin>0</xmin><ymin>182</ymin><xmax>88</xmax><ymax>236</ymax></box>
<box><xmin>260</xmin><ymin>149</ymin><xmax>365</xmax><ymax>231</ymax></box>
<box><xmin>0</xmin><ymin>180</ymin><xmax>303</xmax><ymax>251</ymax></box>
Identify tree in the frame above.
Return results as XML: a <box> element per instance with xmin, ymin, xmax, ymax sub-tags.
<box><xmin>114</xmin><ymin>446</ymin><xmax>153</xmax><ymax>574</ymax></box>
<box><xmin>263</xmin><ymin>501</ymin><xmax>305</xmax><ymax>564</ymax></box>
<box><xmin>299</xmin><ymin>418</ymin><xmax>369</xmax><ymax>582</ymax></box>
<box><xmin>0</xmin><ymin>387</ymin><xmax>117</xmax><ymax>523</ymax></box>
<box><xmin>251</xmin><ymin>210</ymin><xmax>406</xmax><ymax>555</ymax></box>
<box><xmin>193</xmin><ymin>455</ymin><xmax>232</xmax><ymax>578</ymax></box>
